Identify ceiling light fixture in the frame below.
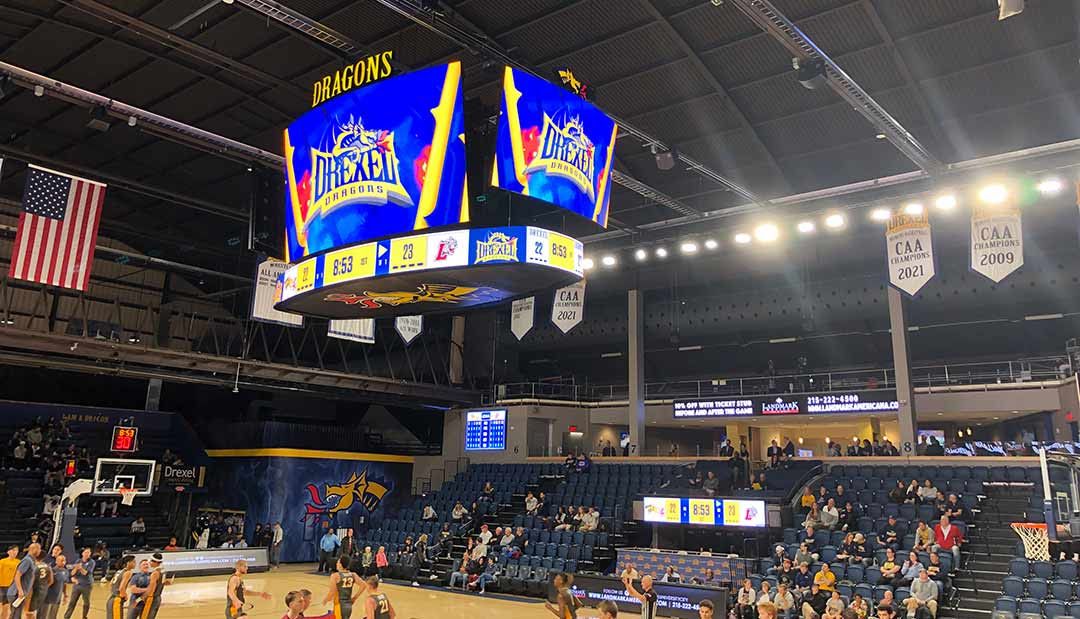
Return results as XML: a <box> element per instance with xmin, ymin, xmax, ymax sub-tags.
<box><xmin>754</xmin><ymin>223</ymin><xmax>779</xmax><ymax>242</ymax></box>
<box><xmin>655</xmin><ymin>247</ymin><xmax>668</xmax><ymax>258</ymax></box>
<box><xmin>582</xmin><ymin>258</ymin><xmax>595</xmax><ymax>270</ymax></box>
<box><xmin>797</xmin><ymin>221</ymin><xmax>816</xmax><ymax>234</ymax></box>
<box><xmin>903</xmin><ymin>202</ymin><xmax>924</xmax><ymax>215</ymax></box>
<box><xmin>734</xmin><ymin>232</ymin><xmax>752</xmax><ymax>245</ymax></box>
<box><xmin>934</xmin><ymin>194</ymin><xmax>957</xmax><ymax>211</ymax></box>
<box><xmin>680</xmin><ymin>241</ymin><xmax>699</xmax><ymax>254</ymax></box>
<box><xmin>978</xmin><ymin>183</ymin><xmax>1008</xmax><ymax>205</ymax></box>
<box><xmin>870</xmin><ymin>208</ymin><xmax>891</xmax><ymax>222</ymax></box>
<box><xmin>601</xmin><ymin>255</ymin><xmax>617</xmax><ymax>267</ymax></box>
<box><xmin>824</xmin><ymin>213</ymin><xmax>845</xmax><ymax>229</ymax></box>
<box><xmin>1037</xmin><ymin>177</ymin><xmax>1064</xmax><ymax>195</ymax></box>
<box><xmin>634</xmin><ymin>248</ymin><xmax>647</xmax><ymax>262</ymax></box>
<box><xmin>704</xmin><ymin>239</ymin><xmax>718</xmax><ymax>250</ymax></box>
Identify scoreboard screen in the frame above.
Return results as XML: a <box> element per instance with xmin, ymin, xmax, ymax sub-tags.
<box><xmin>464</xmin><ymin>409</ymin><xmax>507</xmax><ymax>451</ymax></box>
<box><xmin>110</xmin><ymin>426</ymin><xmax>138</xmax><ymax>453</ymax></box>
<box><xmin>642</xmin><ymin>496</ymin><xmax>766</xmax><ymax>528</ymax></box>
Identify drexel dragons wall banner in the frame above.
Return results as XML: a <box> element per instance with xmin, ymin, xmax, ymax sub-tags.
<box><xmin>492</xmin><ymin>66</ymin><xmax>618</xmax><ymax>229</ymax></box>
<box><xmin>284</xmin><ymin>62</ymin><xmax>468</xmax><ymax>262</ymax></box>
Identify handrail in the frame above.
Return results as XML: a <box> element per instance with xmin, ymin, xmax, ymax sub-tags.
<box><xmin>494</xmin><ymin>355</ymin><xmax>1071</xmax><ymax>403</ymax></box>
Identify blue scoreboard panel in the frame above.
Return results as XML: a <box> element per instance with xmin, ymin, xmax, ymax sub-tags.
<box><xmin>465</xmin><ymin>409</ymin><xmax>507</xmax><ymax>451</ymax></box>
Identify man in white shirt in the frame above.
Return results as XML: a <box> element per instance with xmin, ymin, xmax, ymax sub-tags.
<box><xmin>524</xmin><ymin>493</ymin><xmax>539</xmax><ymax>515</ymax></box>
<box><xmin>820</xmin><ymin>498</ymin><xmax>839</xmax><ymax>530</ymax></box>
<box><xmin>271</xmin><ymin>522</ymin><xmax>283</xmax><ymax>567</ymax></box>
<box><xmin>499</xmin><ymin>529</ymin><xmax>515</xmax><ymax>548</ymax></box>
<box><xmin>905</xmin><ymin>569</ymin><xmax>939</xmax><ymax>618</ymax></box>
<box><xmin>582</xmin><ymin>507</ymin><xmax>600</xmax><ymax>532</ymax></box>
<box><xmin>478</xmin><ymin>524</ymin><xmax>493</xmax><ymax>545</ymax></box>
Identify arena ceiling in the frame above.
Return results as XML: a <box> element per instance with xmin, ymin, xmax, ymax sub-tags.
<box><xmin>0</xmin><ymin>0</ymin><xmax>1076</xmax><ymax>282</ymax></box>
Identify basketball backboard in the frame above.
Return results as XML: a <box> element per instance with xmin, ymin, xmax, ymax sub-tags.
<box><xmin>93</xmin><ymin>458</ymin><xmax>156</xmax><ymax>496</ymax></box>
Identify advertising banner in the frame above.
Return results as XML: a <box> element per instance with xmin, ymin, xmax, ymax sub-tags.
<box><xmin>886</xmin><ymin>213</ymin><xmax>935</xmax><ymax>296</ymax></box>
<box><xmin>673</xmin><ymin>390</ymin><xmax>899</xmax><ymax>419</ymax></box>
<box><xmin>971</xmin><ymin>202</ymin><xmax>1023</xmax><ymax>282</ymax></box>
<box><xmin>284</xmin><ymin>62</ymin><xmax>468</xmax><ymax>261</ymax></box>
<box><xmin>493</xmin><ymin>66</ymin><xmax>618</xmax><ymax>228</ymax></box>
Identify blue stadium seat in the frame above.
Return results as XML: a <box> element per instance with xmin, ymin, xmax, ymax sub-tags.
<box><xmin>1009</xmin><ymin>558</ymin><xmax>1030</xmax><ymax>578</ymax></box>
<box><xmin>1018</xmin><ymin>598</ymin><xmax>1042</xmax><ymax>615</ymax></box>
<box><xmin>1070</xmin><ymin>600</ymin><xmax>1080</xmax><ymax>619</ymax></box>
<box><xmin>1033</xmin><ymin>561</ymin><xmax>1055</xmax><ymax>580</ymax></box>
<box><xmin>1051</xmin><ymin>579</ymin><xmax>1074</xmax><ymax>601</ymax></box>
<box><xmin>1026</xmin><ymin>578</ymin><xmax>1049</xmax><ymax>599</ymax></box>
<box><xmin>1047</xmin><ymin>600</ymin><xmax>1070</xmax><ymax>619</ymax></box>
<box><xmin>855</xmin><ymin>583</ymin><xmax>873</xmax><ymax>601</ymax></box>
<box><xmin>846</xmin><ymin>565</ymin><xmax>864</xmax><ymax>583</ymax></box>
<box><xmin>895</xmin><ymin>587</ymin><xmax>911</xmax><ymax>603</ymax></box>
<box><xmin>1059</xmin><ymin>560</ymin><xmax>1079</xmax><ymax>581</ymax></box>
<box><xmin>1002</xmin><ymin>576</ymin><xmax>1024</xmax><ymax>598</ymax></box>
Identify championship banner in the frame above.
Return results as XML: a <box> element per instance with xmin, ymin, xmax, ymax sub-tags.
<box><xmin>551</xmin><ymin>280</ymin><xmax>585</xmax><ymax>334</ymax></box>
<box><xmin>395</xmin><ymin>315</ymin><xmax>423</xmax><ymax>345</ymax></box>
<box><xmin>252</xmin><ymin>259</ymin><xmax>304</xmax><ymax>327</ymax></box>
<box><xmin>510</xmin><ymin>297</ymin><xmax>534</xmax><ymax>340</ymax></box>
<box><xmin>886</xmin><ymin>213</ymin><xmax>935</xmax><ymax>296</ymax></box>
<box><xmin>328</xmin><ymin>319</ymin><xmax>375</xmax><ymax>344</ymax></box>
<box><xmin>970</xmin><ymin>202</ymin><xmax>1023</xmax><ymax>283</ymax></box>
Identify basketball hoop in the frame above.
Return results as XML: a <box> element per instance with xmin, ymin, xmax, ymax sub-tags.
<box><xmin>1012</xmin><ymin>522</ymin><xmax>1050</xmax><ymax>561</ymax></box>
<box><xmin>119</xmin><ymin>488</ymin><xmax>137</xmax><ymax>507</ymax></box>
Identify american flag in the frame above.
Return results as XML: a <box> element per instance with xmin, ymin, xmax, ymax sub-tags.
<box><xmin>8</xmin><ymin>164</ymin><xmax>106</xmax><ymax>291</ymax></box>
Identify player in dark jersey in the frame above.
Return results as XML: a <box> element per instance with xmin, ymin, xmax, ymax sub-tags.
<box><xmin>28</xmin><ymin>553</ymin><xmax>53</xmax><ymax>618</ymax></box>
<box><xmin>106</xmin><ymin>556</ymin><xmax>135</xmax><ymax>619</ymax></box>
<box><xmin>10</xmin><ymin>542</ymin><xmax>41</xmax><ymax>619</ymax></box>
<box><xmin>624</xmin><ymin>574</ymin><xmax>658</xmax><ymax>619</ymax></box>
<box><xmin>544</xmin><ymin>573</ymin><xmax>581</xmax><ymax>619</ymax></box>
<box><xmin>129</xmin><ymin>554</ymin><xmax>171</xmax><ymax>619</ymax></box>
<box><xmin>363</xmin><ymin>577</ymin><xmax>394</xmax><ymax>619</ymax></box>
<box><xmin>227</xmin><ymin>560</ymin><xmax>271</xmax><ymax>618</ymax></box>
<box><xmin>324</xmin><ymin>557</ymin><xmax>363</xmax><ymax>619</ymax></box>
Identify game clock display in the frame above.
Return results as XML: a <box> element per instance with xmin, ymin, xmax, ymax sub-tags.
<box><xmin>110</xmin><ymin>426</ymin><xmax>138</xmax><ymax>453</ymax></box>
<box><xmin>464</xmin><ymin>409</ymin><xmax>507</xmax><ymax>451</ymax></box>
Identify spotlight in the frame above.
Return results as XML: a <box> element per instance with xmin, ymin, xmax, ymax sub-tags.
<box><xmin>978</xmin><ymin>184</ymin><xmax>1007</xmax><ymax>204</ymax></box>
<box><xmin>680</xmin><ymin>241</ymin><xmax>698</xmax><ymax>254</ymax></box>
<box><xmin>33</xmin><ymin>85</ymin><xmax>44</xmax><ymax>97</ymax></box>
<box><xmin>875</xmin><ymin>133</ymin><xmax>887</xmax><ymax>140</ymax></box>
<box><xmin>655</xmin><ymin>247</ymin><xmax>668</xmax><ymax>258</ymax></box>
<box><xmin>824</xmin><ymin>213</ymin><xmax>845</xmax><ymax>229</ymax></box>
<box><xmin>601</xmin><ymin>255</ymin><xmax>617</xmax><ymax>267</ymax></box>
<box><xmin>86</xmin><ymin>107</ymin><xmax>111</xmax><ymax>132</ymax></box>
<box><xmin>902</xmin><ymin>202</ymin><xmax>924</xmax><ymax>215</ymax></box>
<box><xmin>127</xmin><ymin>116</ymin><xmax>137</xmax><ymax>127</ymax></box>
<box><xmin>934</xmin><ymin>194</ymin><xmax>957</xmax><ymax>211</ymax></box>
<box><xmin>734</xmin><ymin>232</ymin><xmax>752</xmax><ymax>245</ymax></box>
<box><xmin>754</xmin><ymin>223</ymin><xmax>779</xmax><ymax>242</ymax></box>
<box><xmin>870</xmin><ymin>208</ymin><xmax>891</xmax><ymax>222</ymax></box>
<box><xmin>797</xmin><ymin>221</ymin><xmax>816</xmax><ymax>234</ymax></box>
<box><xmin>654</xmin><ymin>147</ymin><xmax>677</xmax><ymax>171</ymax></box>
<box><xmin>795</xmin><ymin>57</ymin><xmax>827</xmax><ymax>90</ymax></box>
<box><xmin>582</xmin><ymin>258</ymin><xmax>595</xmax><ymax>270</ymax></box>
<box><xmin>1037</xmin><ymin>177</ymin><xmax>1064</xmax><ymax>195</ymax></box>
<box><xmin>704</xmin><ymin>239</ymin><xmax>718</xmax><ymax>250</ymax></box>
<box><xmin>634</xmin><ymin>248</ymin><xmax>648</xmax><ymax>262</ymax></box>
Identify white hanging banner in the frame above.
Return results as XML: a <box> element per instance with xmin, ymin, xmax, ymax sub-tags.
<box><xmin>510</xmin><ymin>297</ymin><xmax>535</xmax><ymax>341</ymax></box>
<box><xmin>551</xmin><ymin>280</ymin><xmax>586</xmax><ymax>334</ymax></box>
<box><xmin>886</xmin><ymin>213</ymin><xmax>935</xmax><ymax>296</ymax></box>
<box><xmin>328</xmin><ymin>319</ymin><xmax>375</xmax><ymax>344</ymax></box>
<box><xmin>395</xmin><ymin>315</ymin><xmax>423</xmax><ymax>345</ymax></box>
<box><xmin>970</xmin><ymin>202</ymin><xmax>1023</xmax><ymax>283</ymax></box>
<box><xmin>251</xmin><ymin>259</ymin><xmax>304</xmax><ymax>327</ymax></box>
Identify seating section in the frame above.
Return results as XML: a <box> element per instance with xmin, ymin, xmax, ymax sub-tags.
<box><xmin>997</xmin><ymin>557</ymin><xmax>1080</xmax><ymax>618</ymax></box>
<box><xmin>546</xmin><ymin>463</ymin><xmax>679</xmax><ymax>528</ymax></box>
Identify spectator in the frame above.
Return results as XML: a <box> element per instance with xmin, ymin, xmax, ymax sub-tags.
<box><xmin>130</xmin><ymin>517</ymin><xmax>146</xmax><ymax>548</ymax></box>
<box><xmin>782</xmin><ymin>437</ymin><xmax>796</xmax><ymax>459</ymax></box>
<box><xmin>12</xmin><ymin>441</ymin><xmax>28</xmax><ymax>469</ymax></box>
<box><xmin>838</xmin><ymin>502</ymin><xmax>857</xmax><ymax>533</ymax></box>
<box><xmin>820</xmin><ymin>499</ymin><xmax>839</xmax><ymax>530</ymax></box>
<box><xmin>735</xmin><ymin>578</ymin><xmax>756</xmax><ymax>619</ymax></box>
<box><xmin>703</xmin><ymin>471</ymin><xmax>721</xmax><ymax>496</ymax></box>
<box><xmin>887</xmin><ymin>481</ymin><xmax>906</xmax><ymax>504</ymax></box>
<box><xmin>447</xmin><ymin>551</ymin><xmax>474</xmax><ymax>590</ymax></box>
<box><xmin>913</xmin><ymin>521</ymin><xmax>932</xmax><ymax>552</ymax></box>
<box><xmin>99</xmin><ymin>496</ymin><xmax>118</xmax><ymax>518</ymax></box>
<box><xmin>553</xmin><ymin>506</ymin><xmax>573</xmax><ymax>531</ymax></box>
<box><xmin>422</xmin><ymin>504</ymin><xmax>437</xmax><ymax>521</ymax></box>
<box><xmin>660</xmin><ymin>565</ymin><xmax>681</xmax><ymax>583</ymax></box>
<box><xmin>932</xmin><ymin>516</ymin><xmax>962</xmax><ymax>565</ymax></box>
<box><xmin>878</xmin><ymin>548</ymin><xmax>901</xmax><ymax>586</ymax></box>
<box><xmin>163</xmin><ymin>537</ymin><xmax>180</xmax><ymax>551</ymax></box>
<box><xmin>846</xmin><ymin>439</ymin><xmax>859</xmax><ymax>457</ymax></box>
<box><xmin>339</xmin><ymin>529</ymin><xmax>356</xmax><ymax>559</ymax></box>
<box><xmin>498</xmin><ymin>528</ymin><xmax>515</xmax><ymax>549</ymax></box>
<box><xmin>794</xmin><ymin>563</ymin><xmax>812</xmax><ymax>593</ymax></box>
<box><xmin>575</xmin><ymin>452</ymin><xmax>591</xmax><ymax>473</ymax></box>
<box><xmin>693</xmin><ymin>568</ymin><xmax>717</xmax><ymax>587</ymax></box>
<box><xmin>572</xmin><ymin>507</ymin><xmax>586</xmax><ymax>530</ymax></box>
<box><xmin>776</xmin><ymin>559</ymin><xmax>795</xmax><ymax>588</ymax></box>
<box><xmin>758</xmin><ymin>580</ymin><xmax>773</xmax><ymax>603</ymax></box>
<box><xmin>828</xmin><ymin>442</ymin><xmax>842</xmax><ymax>457</ymax></box>
<box><xmin>584</xmin><ymin>507</ymin><xmax>600</xmax><ymax>532</ymax></box>
<box><xmin>794</xmin><ymin>543</ymin><xmax>814</xmax><ymax>567</ymax></box>
<box><xmin>848</xmin><ymin>594</ymin><xmax>869</xmax><ymax>619</ymax></box>
<box><xmin>451</xmin><ymin>501</ymin><xmax>469</xmax><ymax>524</ymax></box>
<box><xmin>317</xmin><ymin>527</ymin><xmax>339</xmax><ymax>574</ymax></box>
<box><xmin>943</xmin><ymin>494</ymin><xmax>965</xmax><ymax>522</ymax></box>
<box><xmin>752</xmin><ymin>473</ymin><xmax>767</xmax><ymax>491</ymax></box>
<box><xmin>801</xmin><ymin>583</ymin><xmax>829</xmax><ymax>619</ymax></box>
<box><xmin>359</xmin><ymin>546</ymin><xmax>373</xmax><ymax>577</ymax></box>
<box><xmin>802</xmin><ymin>504</ymin><xmax>822</xmax><ymax>529</ymax></box>
<box><xmin>620</xmin><ymin>562</ymin><xmax>640</xmax><ymax>581</ymax></box>
<box><xmin>918</xmin><ymin>480</ymin><xmax>938</xmax><ymax>502</ymax></box>
<box><xmin>375</xmin><ymin>546</ymin><xmax>388</xmax><ymax>578</ymax></box>
<box><xmin>877</xmin><ymin>516</ymin><xmax>902</xmax><ymax>551</ymax></box>
<box><xmin>814</xmin><ymin>563</ymin><xmax>836</xmax><ymax>592</ymax></box>
<box><xmin>719</xmin><ymin>439</ymin><xmax>735</xmax><ymax>457</ymax></box>
<box><xmin>904</xmin><ymin>480</ymin><xmax>921</xmax><ymax>503</ymax></box>
<box><xmin>905</xmin><ymin>570</ymin><xmax>938</xmax><ymax>618</ymax></box>
<box><xmin>857</xmin><ymin>440</ymin><xmax>873</xmax><ymax>456</ymax></box>
<box><xmin>477</xmin><ymin>524</ymin><xmax>493</xmax><ymax>545</ymax></box>
<box><xmin>774</xmin><ymin>583</ymin><xmax>795</xmax><ymax>617</ymax></box>
<box><xmin>536</xmin><ymin>492</ymin><xmax>546</xmax><ymax>515</ymax></box>
<box><xmin>271</xmin><ymin>522</ymin><xmax>283</xmax><ymax>568</ymax></box>
<box><xmin>899</xmin><ymin>551</ymin><xmax>924</xmax><ymax>586</ymax></box>
<box><xmin>835</xmin><ymin>533</ymin><xmax>857</xmax><ymax>564</ymax></box>
<box><xmin>564</xmin><ymin>452</ymin><xmax>576</xmax><ymax>471</ymax></box>
<box><xmin>767</xmin><ymin>440</ymin><xmax>783</xmax><ymax>468</ymax></box>
<box><xmin>926</xmin><ymin>551</ymin><xmax>948</xmax><ymax>593</ymax></box>
<box><xmin>601</xmin><ymin>440</ymin><xmax>616</xmax><ymax>457</ymax></box>
<box><xmin>800</xmin><ymin>487</ymin><xmax>816</xmax><ymax>513</ymax></box>
<box><xmin>524</xmin><ymin>492</ymin><xmax>538</xmax><ymax>515</ymax></box>
<box><xmin>825</xmin><ymin>590</ymin><xmax>845</xmax><ymax>617</ymax></box>
<box><xmin>478</xmin><ymin>482</ymin><xmax>495</xmax><ymax>504</ymax></box>
<box><xmin>816</xmin><ymin>486</ymin><xmax>830</xmax><ymax>507</ymax></box>
<box><xmin>880</xmin><ymin>440</ymin><xmax>899</xmax><ymax>456</ymax></box>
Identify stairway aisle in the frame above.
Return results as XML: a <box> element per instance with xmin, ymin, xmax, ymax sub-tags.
<box><xmin>953</xmin><ymin>485</ymin><xmax>1031</xmax><ymax>617</ymax></box>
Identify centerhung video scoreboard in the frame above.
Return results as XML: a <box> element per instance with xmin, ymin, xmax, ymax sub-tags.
<box><xmin>464</xmin><ymin>409</ymin><xmax>507</xmax><ymax>451</ymax></box>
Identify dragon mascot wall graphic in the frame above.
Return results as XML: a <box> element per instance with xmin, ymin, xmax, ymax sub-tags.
<box><xmin>303</xmin><ymin>470</ymin><xmax>390</xmax><ymax>518</ymax></box>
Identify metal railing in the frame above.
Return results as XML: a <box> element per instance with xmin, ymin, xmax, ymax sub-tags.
<box><xmin>494</xmin><ymin>355</ymin><xmax>1071</xmax><ymax>403</ymax></box>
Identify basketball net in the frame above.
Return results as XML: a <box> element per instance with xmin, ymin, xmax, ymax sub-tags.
<box><xmin>120</xmin><ymin>488</ymin><xmax>136</xmax><ymax>507</ymax></box>
<box><xmin>1012</xmin><ymin>522</ymin><xmax>1050</xmax><ymax>561</ymax></box>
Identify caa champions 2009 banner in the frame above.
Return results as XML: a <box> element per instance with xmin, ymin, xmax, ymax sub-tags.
<box><xmin>284</xmin><ymin>62</ymin><xmax>468</xmax><ymax>262</ymax></box>
<box><xmin>493</xmin><ymin>66</ymin><xmax>618</xmax><ymax>228</ymax></box>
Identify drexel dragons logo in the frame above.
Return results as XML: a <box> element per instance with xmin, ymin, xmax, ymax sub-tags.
<box><xmin>309</xmin><ymin>117</ymin><xmax>412</xmax><ymax>220</ymax></box>
<box><xmin>304</xmin><ymin>471</ymin><xmax>389</xmax><ymax>516</ymax></box>
<box><xmin>475</xmin><ymin>232</ymin><xmax>518</xmax><ymax>263</ymax></box>
<box><xmin>325</xmin><ymin>284</ymin><xmax>493</xmax><ymax>308</ymax></box>
<box><xmin>526</xmin><ymin>113</ymin><xmax>596</xmax><ymax>200</ymax></box>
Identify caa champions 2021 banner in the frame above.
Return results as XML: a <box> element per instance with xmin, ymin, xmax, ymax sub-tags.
<box><xmin>493</xmin><ymin>66</ymin><xmax>618</xmax><ymax>228</ymax></box>
<box><xmin>284</xmin><ymin>62</ymin><xmax>469</xmax><ymax>262</ymax></box>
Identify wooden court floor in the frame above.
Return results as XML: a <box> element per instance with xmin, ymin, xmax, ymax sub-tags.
<box><xmin>78</xmin><ymin>564</ymin><xmax>572</xmax><ymax>618</ymax></box>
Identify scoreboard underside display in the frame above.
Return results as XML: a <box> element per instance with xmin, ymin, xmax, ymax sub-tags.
<box><xmin>643</xmin><ymin>496</ymin><xmax>767</xmax><ymax>528</ymax></box>
<box><xmin>672</xmin><ymin>389</ymin><xmax>899</xmax><ymax>419</ymax></box>
<box><xmin>465</xmin><ymin>409</ymin><xmax>507</xmax><ymax>451</ymax></box>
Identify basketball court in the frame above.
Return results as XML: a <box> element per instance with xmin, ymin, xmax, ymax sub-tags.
<box><xmin>73</xmin><ymin>565</ymin><xmax>565</xmax><ymax>619</ymax></box>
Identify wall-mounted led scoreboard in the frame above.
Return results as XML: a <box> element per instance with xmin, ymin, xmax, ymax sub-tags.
<box><xmin>464</xmin><ymin>409</ymin><xmax>507</xmax><ymax>451</ymax></box>
<box><xmin>642</xmin><ymin>496</ymin><xmax>767</xmax><ymax>528</ymax></box>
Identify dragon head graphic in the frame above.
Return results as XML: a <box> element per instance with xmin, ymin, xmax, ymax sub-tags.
<box><xmin>304</xmin><ymin>471</ymin><xmax>389</xmax><ymax>516</ymax></box>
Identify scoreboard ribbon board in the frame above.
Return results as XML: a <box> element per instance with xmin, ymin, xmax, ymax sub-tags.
<box><xmin>673</xmin><ymin>389</ymin><xmax>899</xmax><ymax>419</ymax></box>
<box><xmin>642</xmin><ymin>496</ymin><xmax>767</xmax><ymax>528</ymax></box>
<box><xmin>275</xmin><ymin>226</ymin><xmax>584</xmax><ymax>319</ymax></box>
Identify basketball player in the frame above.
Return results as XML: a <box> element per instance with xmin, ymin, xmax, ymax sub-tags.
<box><xmin>544</xmin><ymin>573</ymin><xmax>581</xmax><ymax>619</ymax></box>
<box><xmin>227</xmin><ymin>560</ymin><xmax>271</xmax><ymax>618</ymax></box>
<box><xmin>282</xmin><ymin>589</ymin><xmax>333</xmax><ymax>619</ymax></box>
<box><xmin>41</xmin><ymin>554</ymin><xmax>69</xmax><ymax>619</ymax></box>
<box><xmin>623</xmin><ymin>574</ymin><xmax>658</xmax><ymax>619</ymax></box>
<box><xmin>2</xmin><ymin>544</ymin><xmax>23</xmax><ymax>619</ymax></box>
<box><xmin>597</xmin><ymin>600</ymin><xmax>619</xmax><ymax>619</ymax></box>
<box><xmin>28</xmin><ymin>549</ymin><xmax>53</xmax><ymax>619</ymax></box>
<box><xmin>363</xmin><ymin>577</ymin><xmax>394</xmax><ymax>619</ymax></box>
<box><xmin>128</xmin><ymin>554</ymin><xmax>169</xmax><ymax>619</ymax></box>
<box><xmin>10</xmin><ymin>542</ymin><xmax>41</xmax><ymax>619</ymax></box>
<box><xmin>105</xmin><ymin>557</ymin><xmax>135</xmax><ymax>619</ymax></box>
<box><xmin>324</xmin><ymin>557</ymin><xmax>363</xmax><ymax>619</ymax></box>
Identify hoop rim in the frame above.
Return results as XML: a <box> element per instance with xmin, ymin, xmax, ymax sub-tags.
<box><xmin>1011</xmin><ymin>522</ymin><xmax>1048</xmax><ymax>530</ymax></box>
